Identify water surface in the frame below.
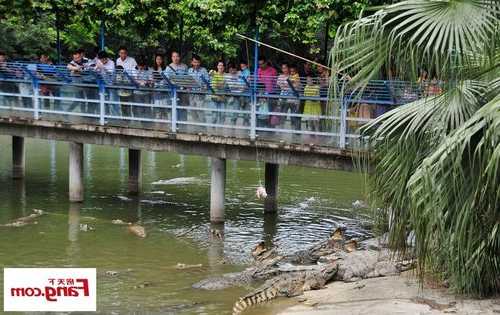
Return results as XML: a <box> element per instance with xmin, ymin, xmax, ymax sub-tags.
<box><xmin>0</xmin><ymin>136</ymin><xmax>369</xmax><ymax>314</ymax></box>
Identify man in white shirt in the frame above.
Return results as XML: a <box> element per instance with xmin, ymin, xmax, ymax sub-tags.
<box><xmin>116</xmin><ymin>46</ymin><xmax>137</xmax><ymax>72</ymax></box>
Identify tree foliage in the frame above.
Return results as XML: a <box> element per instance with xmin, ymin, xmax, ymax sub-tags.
<box><xmin>0</xmin><ymin>0</ymin><xmax>384</xmax><ymax>66</ymax></box>
<box><xmin>331</xmin><ymin>0</ymin><xmax>500</xmax><ymax>296</ymax></box>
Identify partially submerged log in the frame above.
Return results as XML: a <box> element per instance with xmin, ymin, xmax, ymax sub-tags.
<box><xmin>0</xmin><ymin>209</ymin><xmax>45</xmax><ymax>227</ymax></box>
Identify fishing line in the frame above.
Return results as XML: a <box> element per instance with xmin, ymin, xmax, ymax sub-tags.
<box><xmin>236</xmin><ymin>33</ymin><xmax>330</xmax><ymax>70</ymax></box>
<box><xmin>245</xmin><ymin>38</ymin><xmax>250</xmax><ymax>68</ymax></box>
<box><xmin>255</xmin><ymin>141</ymin><xmax>262</xmax><ymax>186</ymax></box>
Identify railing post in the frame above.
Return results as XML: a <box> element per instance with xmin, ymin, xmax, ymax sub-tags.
<box><xmin>99</xmin><ymin>83</ymin><xmax>105</xmax><ymax>126</ymax></box>
<box><xmin>32</xmin><ymin>80</ymin><xmax>40</xmax><ymax>120</ymax></box>
<box><xmin>171</xmin><ymin>87</ymin><xmax>177</xmax><ymax>133</ymax></box>
<box><xmin>339</xmin><ymin>98</ymin><xmax>347</xmax><ymax>149</ymax></box>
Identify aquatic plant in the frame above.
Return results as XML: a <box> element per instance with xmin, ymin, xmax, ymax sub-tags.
<box><xmin>330</xmin><ymin>0</ymin><xmax>500</xmax><ymax>296</ymax></box>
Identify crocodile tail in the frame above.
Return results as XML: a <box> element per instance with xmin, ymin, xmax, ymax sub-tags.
<box><xmin>232</xmin><ymin>287</ymin><xmax>278</xmax><ymax>314</ymax></box>
<box><xmin>232</xmin><ymin>298</ymin><xmax>248</xmax><ymax>315</ymax></box>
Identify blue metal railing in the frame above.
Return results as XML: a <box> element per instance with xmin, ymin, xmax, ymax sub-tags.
<box><xmin>0</xmin><ymin>62</ymin><xmax>432</xmax><ymax>148</ymax></box>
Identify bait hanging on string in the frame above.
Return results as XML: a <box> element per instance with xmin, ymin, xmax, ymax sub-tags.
<box><xmin>254</xmin><ymin>142</ymin><xmax>267</xmax><ymax>200</ymax></box>
<box><xmin>255</xmin><ymin>185</ymin><xmax>267</xmax><ymax>199</ymax></box>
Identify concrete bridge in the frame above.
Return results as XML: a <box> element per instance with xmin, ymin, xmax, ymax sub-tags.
<box><xmin>0</xmin><ymin>62</ymin><xmax>420</xmax><ymax>222</ymax></box>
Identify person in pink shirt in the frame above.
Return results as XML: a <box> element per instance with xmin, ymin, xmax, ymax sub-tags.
<box><xmin>257</xmin><ymin>56</ymin><xmax>277</xmax><ymax>94</ymax></box>
<box><xmin>256</xmin><ymin>57</ymin><xmax>278</xmax><ymax>128</ymax></box>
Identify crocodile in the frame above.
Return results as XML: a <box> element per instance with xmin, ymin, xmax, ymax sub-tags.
<box><xmin>232</xmin><ymin>263</ymin><xmax>338</xmax><ymax>315</ymax></box>
<box><xmin>282</xmin><ymin>227</ymin><xmax>347</xmax><ymax>265</ymax></box>
<box><xmin>127</xmin><ymin>224</ymin><xmax>146</xmax><ymax>238</ymax></box>
<box><xmin>0</xmin><ymin>209</ymin><xmax>45</xmax><ymax>227</ymax></box>
<box><xmin>228</xmin><ymin>238</ymin><xmax>415</xmax><ymax>314</ymax></box>
<box><xmin>193</xmin><ymin>227</ymin><xmax>348</xmax><ymax>290</ymax></box>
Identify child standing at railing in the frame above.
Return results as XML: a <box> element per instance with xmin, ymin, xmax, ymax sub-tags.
<box><xmin>288</xmin><ymin>65</ymin><xmax>302</xmax><ymax>131</ymax></box>
<box><xmin>303</xmin><ymin>76</ymin><xmax>321</xmax><ymax>132</ymax></box>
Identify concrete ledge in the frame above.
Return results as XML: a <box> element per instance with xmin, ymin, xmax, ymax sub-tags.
<box><xmin>0</xmin><ymin>117</ymin><xmax>357</xmax><ymax>170</ymax></box>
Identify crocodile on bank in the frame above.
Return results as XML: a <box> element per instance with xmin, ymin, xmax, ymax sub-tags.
<box><xmin>192</xmin><ymin>227</ymin><xmax>348</xmax><ymax>290</ymax></box>
<box><xmin>227</xmin><ymin>239</ymin><xmax>414</xmax><ymax>314</ymax></box>
<box><xmin>232</xmin><ymin>263</ymin><xmax>338</xmax><ymax>315</ymax></box>
<box><xmin>191</xmin><ymin>227</ymin><xmax>416</xmax><ymax>314</ymax></box>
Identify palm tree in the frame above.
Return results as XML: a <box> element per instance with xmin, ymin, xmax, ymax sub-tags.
<box><xmin>330</xmin><ymin>0</ymin><xmax>499</xmax><ymax>296</ymax></box>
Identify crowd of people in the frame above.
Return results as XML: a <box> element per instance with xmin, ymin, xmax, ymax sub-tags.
<box><xmin>0</xmin><ymin>47</ymin><xmax>332</xmax><ymax>132</ymax></box>
<box><xmin>1</xmin><ymin>47</ymin><xmax>437</xmax><ymax>134</ymax></box>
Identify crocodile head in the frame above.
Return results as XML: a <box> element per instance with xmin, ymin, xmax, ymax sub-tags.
<box><xmin>321</xmin><ymin>263</ymin><xmax>338</xmax><ymax>281</ymax></box>
<box><xmin>251</xmin><ymin>241</ymin><xmax>267</xmax><ymax>258</ymax></box>
<box><xmin>330</xmin><ymin>226</ymin><xmax>346</xmax><ymax>241</ymax></box>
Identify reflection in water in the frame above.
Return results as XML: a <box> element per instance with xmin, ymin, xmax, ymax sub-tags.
<box><xmin>67</xmin><ymin>203</ymin><xmax>81</xmax><ymax>263</ymax></box>
<box><xmin>49</xmin><ymin>140</ymin><xmax>57</xmax><ymax>185</ymax></box>
<box><xmin>179</xmin><ymin>154</ymin><xmax>186</xmax><ymax>176</ymax></box>
<box><xmin>68</xmin><ymin>203</ymin><xmax>81</xmax><ymax>242</ymax></box>
<box><xmin>85</xmin><ymin>144</ymin><xmax>93</xmax><ymax>186</ymax></box>
<box><xmin>208</xmin><ymin>222</ymin><xmax>225</xmax><ymax>269</ymax></box>
<box><xmin>149</xmin><ymin>151</ymin><xmax>156</xmax><ymax>166</ymax></box>
<box><xmin>119</xmin><ymin>147</ymin><xmax>126</xmax><ymax>185</ymax></box>
<box><xmin>12</xmin><ymin>179</ymin><xmax>26</xmax><ymax>216</ymax></box>
<box><xmin>230</xmin><ymin>160</ymin><xmax>239</xmax><ymax>184</ymax></box>
<box><xmin>148</xmin><ymin>151</ymin><xmax>156</xmax><ymax>174</ymax></box>
<box><xmin>136</xmin><ymin>198</ymin><xmax>143</xmax><ymax>223</ymax></box>
<box><xmin>263</xmin><ymin>212</ymin><xmax>278</xmax><ymax>248</ymax></box>
<box><xmin>147</xmin><ymin>151</ymin><xmax>158</xmax><ymax>181</ymax></box>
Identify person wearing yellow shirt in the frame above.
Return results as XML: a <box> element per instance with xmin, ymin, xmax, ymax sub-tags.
<box><xmin>209</xmin><ymin>61</ymin><xmax>227</xmax><ymax>125</ymax></box>
<box><xmin>302</xmin><ymin>76</ymin><xmax>321</xmax><ymax>132</ymax></box>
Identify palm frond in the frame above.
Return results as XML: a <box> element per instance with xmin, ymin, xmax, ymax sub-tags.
<box><xmin>407</xmin><ymin>94</ymin><xmax>500</xmax><ymax>295</ymax></box>
<box><xmin>331</xmin><ymin>1</ymin><xmax>500</xmax><ymax>296</ymax></box>
<box><xmin>331</xmin><ymin>0</ymin><xmax>500</xmax><ymax>89</ymax></box>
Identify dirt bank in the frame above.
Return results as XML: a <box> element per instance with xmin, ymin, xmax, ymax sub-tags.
<box><xmin>277</xmin><ymin>272</ymin><xmax>500</xmax><ymax>315</ymax></box>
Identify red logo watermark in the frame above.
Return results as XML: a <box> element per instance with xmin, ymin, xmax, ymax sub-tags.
<box><xmin>4</xmin><ymin>268</ymin><xmax>96</xmax><ymax>311</ymax></box>
<box><xmin>10</xmin><ymin>278</ymin><xmax>90</xmax><ymax>302</ymax></box>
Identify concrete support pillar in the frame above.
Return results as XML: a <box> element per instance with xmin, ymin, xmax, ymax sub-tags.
<box><xmin>264</xmin><ymin>163</ymin><xmax>279</xmax><ymax>213</ymax></box>
<box><xmin>210</xmin><ymin>158</ymin><xmax>226</xmax><ymax>223</ymax></box>
<box><xmin>69</xmin><ymin>142</ymin><xmax>84</xmax><ymax>202</ymax></box>
<box><xmin>12</xmin><ymin>136</ymin><xmax>25</xmax><ymax>179</ymax></box>
<box><xmin>128</xmin><ymin>149</ymin><xmax>142</xmax><ymax>195</ymax></box>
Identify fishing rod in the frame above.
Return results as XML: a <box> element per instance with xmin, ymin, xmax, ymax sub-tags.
<box><xmin>236</xmin><ymin>33</ymin><xmax>330</xmax><ymax>70</ymax></box>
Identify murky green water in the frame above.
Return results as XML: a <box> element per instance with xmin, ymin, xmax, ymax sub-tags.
<box><xmin>0</xmin><ymin>135</ymin><xmax>370</xmax><ymax>314</ymax></box>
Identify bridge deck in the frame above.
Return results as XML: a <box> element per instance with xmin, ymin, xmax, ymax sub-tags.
<box><xmin>0</xmin><ymin>115</ymin><xmax>355</xmax><ymax>170</ymax></box>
